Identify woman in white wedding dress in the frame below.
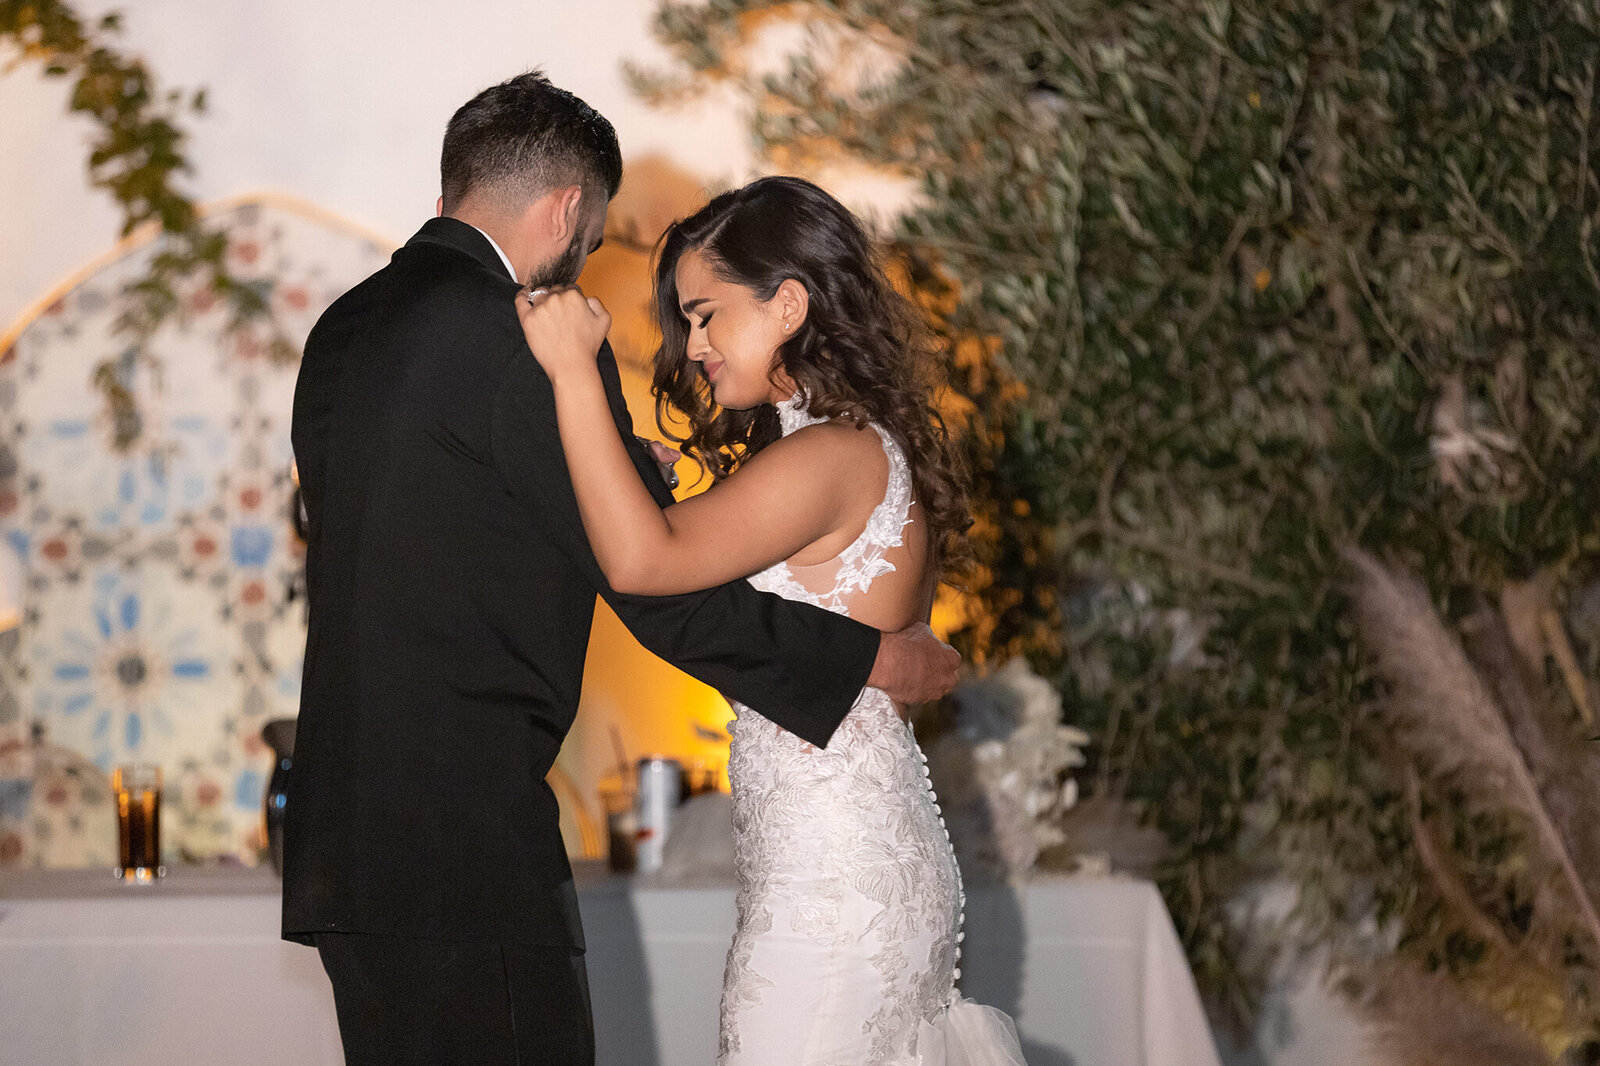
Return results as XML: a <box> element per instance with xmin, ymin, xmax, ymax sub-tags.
<box><xmin>518</xmin><ymin>175</ymin><xmax>1025</xmax><ymax>1066</ymax></box>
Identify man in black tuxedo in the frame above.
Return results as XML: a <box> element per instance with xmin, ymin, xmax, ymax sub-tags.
<box><xmin>282</xmin><ymin>72</ymin><xmax>959</xmax><ymax>1065</ymax></box>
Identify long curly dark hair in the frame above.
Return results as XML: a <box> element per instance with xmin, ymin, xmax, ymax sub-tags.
<box><xmin>651</xmin><ymin>175</ymin><xmax>970</xmax><ymax>570</ymax></box>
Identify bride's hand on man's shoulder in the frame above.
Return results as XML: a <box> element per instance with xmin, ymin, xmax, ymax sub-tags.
<box><xmin>515</xmin><ymin>285</ymin><xmax>611</xmax><ymax>384</ymax></box>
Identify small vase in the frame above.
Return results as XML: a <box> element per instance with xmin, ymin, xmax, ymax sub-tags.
<box><xmin>260</xmin><ymin>719</ymin><xmax>296</xmax><ymax>876</ymax></box>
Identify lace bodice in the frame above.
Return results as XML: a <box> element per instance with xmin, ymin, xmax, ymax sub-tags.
<box><xmin>718</xmin><ymin>393</ymin><xmax>1006</xmax><ymax>1065</ymax></box>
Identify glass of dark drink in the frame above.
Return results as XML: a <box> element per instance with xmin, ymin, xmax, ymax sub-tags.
<box><xmin>598</xmin><ymin>773</ymin><xmax>637</xmax><ymax>874</ymax></box>
<box><xmin>112</xmin><ymin>764</ymin><xmax>164</xmax><ymax>883</ymax></box>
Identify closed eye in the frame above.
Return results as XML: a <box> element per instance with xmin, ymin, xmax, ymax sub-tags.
<box><xmin>681</xmin><ymin>297</ymin><xmax>713</xmax><ymax>326</ymax></box>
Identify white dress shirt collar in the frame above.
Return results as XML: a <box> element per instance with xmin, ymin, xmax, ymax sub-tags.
<box><xmin>466</xmin><ymin>223</ymin><xmax>518</xmax><ymax>283</ymax></box>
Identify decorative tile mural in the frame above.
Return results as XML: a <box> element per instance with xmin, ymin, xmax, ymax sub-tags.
<box><xmin>0</xmin><ymin>198</ymin><xmax>391</xmax><ymax>866</ymax></box>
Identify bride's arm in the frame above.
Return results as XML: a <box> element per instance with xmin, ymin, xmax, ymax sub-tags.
<box><xmin>517</xmin><ymin>287</ymin><xmax>866</xmax><ymax>595</ymax></box>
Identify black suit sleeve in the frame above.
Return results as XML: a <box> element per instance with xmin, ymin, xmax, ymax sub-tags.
<box><xmin>489</xmin><ymin>332</ymin><xmax>880</xmax><ymax>749</ymax></box>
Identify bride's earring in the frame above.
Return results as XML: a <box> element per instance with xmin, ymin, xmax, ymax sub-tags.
<box><xmin>783</xmin><ymin>322</ymin><xmax>791</xmax><ymax>331</ymax></box>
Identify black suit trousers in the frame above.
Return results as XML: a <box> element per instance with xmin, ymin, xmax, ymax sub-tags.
<box><xmin>316</xmin><ymin>932</ymin><xmax>594</xmax><ymax>1066</ymax></box>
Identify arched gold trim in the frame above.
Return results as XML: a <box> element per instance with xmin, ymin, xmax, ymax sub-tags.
<box><xmin>0</xmin><ymin>191</ymin><xmax>400</xmax><ymax>356</ymax></box>
<box><xmin>547</xmin><ymin>764</ymin><xmax>603</xmax><ymax>860</ymax></box>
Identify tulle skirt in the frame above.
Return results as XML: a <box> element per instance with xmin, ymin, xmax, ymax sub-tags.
<box><xmin>915</xmin><ymin>995</ymin><xmax>1029</xmax><ymax>1066</ymax></box>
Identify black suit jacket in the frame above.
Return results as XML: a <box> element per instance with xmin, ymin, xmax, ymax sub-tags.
<box><xmin>282</xmin><ymin>218</ymin><xmax>878</xmax><ymax>948</ymax></box>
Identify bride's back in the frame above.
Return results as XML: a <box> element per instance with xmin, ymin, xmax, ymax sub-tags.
<box><xmin>747</xmin><ymin>410</ymin><xmax>934</xmax><ymax>637</ymax></box>
<box><xmin>782</xmin><ymin>492</ymin><xmax>931</xmax><ymax>634</ymax></box>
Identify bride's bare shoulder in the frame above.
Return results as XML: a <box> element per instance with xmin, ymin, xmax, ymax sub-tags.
<box><xmin>729</xmin><ymin>419</ymin><xmax>888</xmax><ymax>500</ymax></box>
<box><xmin>758</xmin><ymin>418</ymin><xmax>889</xmax><ymax>465</ymax></box>
<box><xmin>741</xmin><ymin>417</ymin><xmax>892</xmax><ymax>521</ymax></box>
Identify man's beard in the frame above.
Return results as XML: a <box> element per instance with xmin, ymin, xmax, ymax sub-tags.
<box><xmin>526</xmin><ymin>236</ymin><xmax>586</xmax><ymax>289</ymax></box>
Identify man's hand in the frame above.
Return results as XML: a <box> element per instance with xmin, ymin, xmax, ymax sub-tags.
<box><xmin>867</xmin><ymin>623</ymin><xmax>960</xmax><ymax>706</ymax></box>
<box><xmin>636</xmin><ymin>437</ymin><xmax>682</xmax><ymax>490</ymax></box>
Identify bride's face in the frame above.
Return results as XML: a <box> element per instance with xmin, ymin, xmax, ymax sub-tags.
<box><xmin>674</xmin><ymin>250</ymin><xmax>798</xmax><ymax>410</ymax></box>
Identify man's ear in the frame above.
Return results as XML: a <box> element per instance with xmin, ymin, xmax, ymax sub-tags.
<box><xmin>435</xmin><ymin>196</ymin><xmax>444</xmax><ymax>218</ymax></box>
<box><xmin>552</xmin><ymin>185</ymin><xmax>584</xmax><ymax>244</ymax></box>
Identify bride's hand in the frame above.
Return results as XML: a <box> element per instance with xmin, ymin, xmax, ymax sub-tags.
<box><xmin>516</xmin><ymin>285</ymin><xmax>611</xmax><ymax>385</ymax></box>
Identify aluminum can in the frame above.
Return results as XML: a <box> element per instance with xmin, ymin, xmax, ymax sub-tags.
<box><xmin>634</xmin><ymin>756</ymin><xmax>682</xmax><ymax>873</ymax></box>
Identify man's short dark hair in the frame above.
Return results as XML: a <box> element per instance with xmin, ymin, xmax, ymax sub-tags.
<box><xmin>440</xmin><ymin>71</ymin><xmax>623</xmax><ymax>216</ymax></box>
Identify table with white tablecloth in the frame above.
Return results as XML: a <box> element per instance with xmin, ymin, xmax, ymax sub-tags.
<box><xmin>0</xmin><ymin>863</ymin><xmax>1222</xmax><ymax>1066</ymax></box>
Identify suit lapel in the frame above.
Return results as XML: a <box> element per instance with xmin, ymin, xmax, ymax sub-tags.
<box><xmin>596</xmin><ymin>341</ymin><xmax>678</xmax><ymax>508</ymax></box>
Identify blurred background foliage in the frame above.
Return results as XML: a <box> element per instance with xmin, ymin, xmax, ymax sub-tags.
<box><xmin>640</xmin><ymin>0</ymin><xmax>1600</xmax><ymax>1055</ymax></box>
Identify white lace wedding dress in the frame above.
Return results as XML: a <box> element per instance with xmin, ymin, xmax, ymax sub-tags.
<box><xmin>719</xmin><ymin>395</ymin><xmax>1027</xmax><ymax>1066</ymax></box>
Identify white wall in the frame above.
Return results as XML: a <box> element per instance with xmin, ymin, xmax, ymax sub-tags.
<box><xmin>0</xmin><ymin>0</ymin><xmax>761</xmax><ymax>332</ymax></box>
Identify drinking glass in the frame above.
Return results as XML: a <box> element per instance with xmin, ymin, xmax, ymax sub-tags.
<box><xmin>598</xmin><ymin>774</ymin><xmax>637</xmax><ymax>873</ymax></box>
<box><xmin>112</xmin><ymin>764</ymin><xmax>164</xmax><ymax>883</ymax></box>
